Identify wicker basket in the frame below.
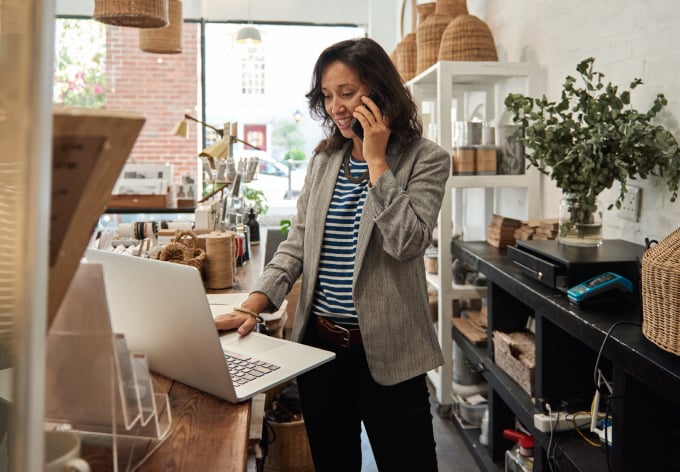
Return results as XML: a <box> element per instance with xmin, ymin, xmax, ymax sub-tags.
<box><xmin>139</xmin><ymin>0</ymin><xmax>183</xmax><ymax>54</ymax></box>
<box><xmin>94</xmin><ymin>0</ymin><xmax>168</xmax><ymax>28</ymax></box>
<box><xmin>397</xmin><ymin>2</ymin><xmax>436</xmax><ymax>82</ymax></box>
<box><xmin>415</xmin><ymin>3</ymin><xmax>451</xmax><ymax>74</ymax></box>
<box><xmin>642</xmin><ymin>228</ymin><xmax>680</xmax><ymax>355</ymax></box>
<box><xmin>416</xmin><ymin>0</ymin><xmax>468</xmax><ymax>74</ymax></box>
<box><xmin>263</xmin><ymin>418</ymin><xmax>314</xmax><ymax>472</ymax></box>
<box><xmin>439</xmin><ymin>14</ymin><xmax>498</xmax><ymax>62</ymax></box>
<box><xmin>150</xmin><ymin>230</ymin><xmax>207</xmax><ymax>277</ymax></box>
<box><xmin>396</xmin><ymin>32</ymin><xmax>417</xmax><ymax>82</ymax></box>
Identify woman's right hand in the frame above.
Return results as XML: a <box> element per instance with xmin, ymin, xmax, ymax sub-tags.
<box><xmin>214</xmin><ymin>310</ymin><xmax>258</xmax><ymax>336</ymax></box>
<box><xmin>213</xmin><ymin>291</ymin><xmax>272</xmax><ymax>336</ymax></box>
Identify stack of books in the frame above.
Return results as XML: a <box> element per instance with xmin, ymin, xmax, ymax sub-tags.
<box><xmin>487</xmin><ymin>214</ymin><xmax>522</xmax><ymax>248</ymax></box>
<box><xmin>533</xmin><ymin>218</ymin><xmax>559</xmax><ymax>240</ymax></box>
<box><xmin>514</xmin><ymin>220</ymin><xmax>540</xmax><ymax>241</ymax></box>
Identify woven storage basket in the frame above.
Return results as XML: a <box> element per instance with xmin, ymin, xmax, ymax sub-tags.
<box><xmin>396</xmin><ymin>2</ymin><xmax>436</xmax><ymax>81</ymax></box>
<box><xmin>263</xmin><ymin>418</ymin><xmax>314</xmax><ymax>472</ymax></box>
<box><xmin>435</xmin><ymin>0</ymin><xmax>468</xmax><ymax>18</ymax></box>
<box><xmin>139</xmin><ymin>0</ymin><xmax>183</xmax><ymax>54</ymax></box>
<box><xmin>94</xmin><ymin>0</ymin><xmax>168</xmax><ymax>28</ymax></box>
<box><xmin>396</xmin><ymin>32</ymin><xmax>417</xmax><ymax>82</ymax></box>
<box><xmin>416</xmin><ymin>0</ymin><xmax>467</xmax><ymax>74</ymax></box>
<box><xmin>439</xmin><ymin>14</ymin><xmax>498</xmax><ymax>61</ymax></box>
<box><xmin>642</xmin><ymin>228</ymin><xmax>680</xmax><ymax>355</ymax></box>
<box><xmin>150</xmin><ymin>230</ymin><xmax>207</xmax><ymax>278</ymax></box>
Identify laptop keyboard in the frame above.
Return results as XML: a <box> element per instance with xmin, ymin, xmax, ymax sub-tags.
<box><xmin>224</xmin><ymin>351</ymin><xmax>281</xmax><ymax>386</ymax></box>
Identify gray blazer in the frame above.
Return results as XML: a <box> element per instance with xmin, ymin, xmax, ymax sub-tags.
<box><xmin>253</xmin><ymin>137</ymin><xmax>450</xmax><ymax>386</ymax></box>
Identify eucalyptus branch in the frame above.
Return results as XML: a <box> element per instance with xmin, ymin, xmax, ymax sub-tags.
<box><xmin>505</xmin><ymin>57</ymin><xmax>680</xmax><ymax>215</ymax></box>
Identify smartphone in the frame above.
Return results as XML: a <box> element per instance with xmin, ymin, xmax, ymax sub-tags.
<box><xmin>351</xmin><ymin>90</ymin><xmax>384</xmax><ymax>140</ymax></box>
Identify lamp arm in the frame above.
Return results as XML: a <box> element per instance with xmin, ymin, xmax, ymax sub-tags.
<box><xmin>231</xmin><ymin>136</ymin><xmax>263</xmax><ymax>151</ymax></box>
<box><xmin>184</xmin><ymin>114</ymin><xmax>264</xmax><ymax>151</ymax></box>
<box><xmin>184</xmin><ymin>114</ymin><xmax>224</xmax><ymax>137</ymax></box>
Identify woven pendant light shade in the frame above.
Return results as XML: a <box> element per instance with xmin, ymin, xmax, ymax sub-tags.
<box><xmin>139</xmin><ymin>0</ymin><xmax>182</xmax><ymax>53</ymax></box>
<box><xmin>94</xmin><ymin>0</ymin><xmax>168</xmax><ymax>28</ymax></box>
<box><xmin>438</xmin><ymin>14</ymin><xmax>498</xmax><ymax>62</ymax></box>
<box><xmin>416</xmin><ymin>0</ymin><xmax>466</xmax><ymax>74</ymax></box>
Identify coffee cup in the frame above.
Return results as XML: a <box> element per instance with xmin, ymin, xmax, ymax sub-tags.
<box><xmin>44</xmin><ymin>430</ymin><xmax>90</xmax><ymax>472</ymax></box>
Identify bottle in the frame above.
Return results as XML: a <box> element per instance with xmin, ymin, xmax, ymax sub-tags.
<box><xmin>246</xmin><ymin>207</ymin><xmax>260</xmax><ymax>244</ymax></box>
<box><xmin>502</xmin><ymin>429</ymin><xmax>534</xmax><ymax>472</ymax></box>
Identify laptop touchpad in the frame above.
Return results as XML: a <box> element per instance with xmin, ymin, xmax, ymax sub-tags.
<box><xmin>222</xmin><ymin>333</ymin><xmax>285</xmax><ymax>353</ymax></box>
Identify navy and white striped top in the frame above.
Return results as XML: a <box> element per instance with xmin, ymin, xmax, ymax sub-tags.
<box><xmin>311</xmin><ymin>154</ymin><xmax>369</xmax><ymax>325</ymax></box>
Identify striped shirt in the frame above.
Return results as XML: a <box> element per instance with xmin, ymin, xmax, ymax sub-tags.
<box><xmin>311</xmin><ymin>154</ymin><xmax>369</xmax><ymax>325</ymax></box>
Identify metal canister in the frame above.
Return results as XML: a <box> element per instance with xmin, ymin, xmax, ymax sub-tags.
<box><xmin>453</xmin><ymin>121</ymin><xmax>482</xmax><ymax>147</ymax></box>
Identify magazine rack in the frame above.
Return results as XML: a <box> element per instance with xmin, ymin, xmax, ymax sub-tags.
<box><xmin>45</xmin><ymin>262</ymin><xmax>172</xmax><ymax>471</ymax></box>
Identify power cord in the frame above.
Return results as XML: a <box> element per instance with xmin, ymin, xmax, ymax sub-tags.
<box><xmin>544</xmin><ymin>403</ymin><xmax>563</xmax><ymax>472</ymax></box>
<box><xmin>592</xmin><ymin>320</ymin><xmax>642</xmax><ymax>398</ymax></box>
<box><xmin>592</xmin><ymin>319</ymin><xmax>641</xmax><ymax>472</ymax></box>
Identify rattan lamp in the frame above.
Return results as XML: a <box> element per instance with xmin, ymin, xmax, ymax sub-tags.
<box><xmin>139</xmin><ymin>0</ymin><xmax>183</xmax><ymax>54</ymax></box>
<box><xmin>93</xmin><ymin>0</ymin><xmax>168</xmax><ymax>28</ymax></box>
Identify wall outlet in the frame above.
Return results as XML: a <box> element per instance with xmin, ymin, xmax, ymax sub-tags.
<box><xmin>618</xmin><ymin>185</ymin><xmax>641</xmax><ymax>222</ymax></box>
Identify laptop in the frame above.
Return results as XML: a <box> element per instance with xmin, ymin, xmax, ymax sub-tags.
<box><xmin>84</xmin><ymin>248</ymin><xmax>334</xmax><ymax>403</ymax></box>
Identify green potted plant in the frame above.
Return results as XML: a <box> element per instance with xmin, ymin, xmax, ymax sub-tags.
<box><xmin>505</xmin><ymin>57</ymin><xmax>680</xmax><ymax>246</ymax></box>
<box><xmin>243</xmin><ymin>186</ymin><xmax>269</xmax><ymax>216</ymax></box>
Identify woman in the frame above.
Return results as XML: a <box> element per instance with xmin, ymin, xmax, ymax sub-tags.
<box><xmin>215</xmin><ymin>37</ymin><xmax>450</xmax><ymax>471</ymax></box>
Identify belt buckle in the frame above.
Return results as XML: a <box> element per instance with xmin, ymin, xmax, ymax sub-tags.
<box><xmin>332</xmin><ymin>323</ymin><xmax>351</xmax><ymax>348</ymax></box>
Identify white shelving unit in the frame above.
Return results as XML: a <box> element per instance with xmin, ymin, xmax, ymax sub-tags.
<box><xmin>408</xmin><ymin>61</ymin><xmax>540</xmax><ymax>411</ymax></box>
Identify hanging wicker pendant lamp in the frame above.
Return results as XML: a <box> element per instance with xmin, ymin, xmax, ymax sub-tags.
<box><xmin>93</xmin><ymin>0</ymin><xmax>168</xmax><ymax>28</ymax></box>
<box><xmin>139</xmin><ymin>0</ymin><xmax>182</xmax><ymax>53</ymax></box>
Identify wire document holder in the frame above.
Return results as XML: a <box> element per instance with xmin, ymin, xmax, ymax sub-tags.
<box><xmin>45</xmin><ymin>262</ymin><xmax>172</xmax><ymax>471</ymax></box>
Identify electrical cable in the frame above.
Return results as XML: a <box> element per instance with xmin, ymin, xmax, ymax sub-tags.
<box><xmin>593</xmin><ymin>320</ymin><xmax>642</xmax><ymax>398</ymax></box>
<box><xmin>605</xmin><ymin>396</ymin><xmax>613</xmax><ymax>472</ymax></box>
<box><xmin>591</xmin><ymin>320</ymin><xmax>640</xmax><ymax>472</ymax></box>
<box><xmin>545</xmin><ymin>403</ymin><xmax>563</xmax><ymax>472</ymax></box>
<box><xmin>571</xmin><ymin>411</ymin><xmax>601</xmax><ymax>447</ymax></box>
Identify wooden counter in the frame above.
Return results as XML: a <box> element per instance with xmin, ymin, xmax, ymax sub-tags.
<box><xmin>78</xmin><ymin>244</ymin><xmax>266</xmax><ymax>471</ymax></box>
<box><xmin>140</xmin><ymin>244</ymin><xmax>264</xmax><ymax>471</ymax></box>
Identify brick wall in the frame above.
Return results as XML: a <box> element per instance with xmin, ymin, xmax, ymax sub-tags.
<box><xmin>104</xmin><ymin>22</ymin><xmax>201</xmax><ymax>188</ymax></box>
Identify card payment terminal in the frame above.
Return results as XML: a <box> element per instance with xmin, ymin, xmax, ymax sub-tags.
<box><xmin>567</xmin><ymin>272</ymin><xmax>633</xmax><ymax>304</ymax></box>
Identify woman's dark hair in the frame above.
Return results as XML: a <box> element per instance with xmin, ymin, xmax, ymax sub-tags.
<box><xmin>306</xmin><ymin>37</ymin><xmax>422</xmax><ymax>155</ymax></box>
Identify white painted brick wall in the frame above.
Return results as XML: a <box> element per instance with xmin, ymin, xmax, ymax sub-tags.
<box><xmin>484</xmin><ymin>0</ymin><xmax>680</xmax><ymax>243</ymax></box>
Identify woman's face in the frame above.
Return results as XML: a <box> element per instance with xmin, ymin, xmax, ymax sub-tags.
<box><xmin>321</xmin><ymin>61</ymin><xmax>370</xmax><ymax>139</ymax></box>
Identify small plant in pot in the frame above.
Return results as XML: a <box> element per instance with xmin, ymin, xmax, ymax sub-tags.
<box><xmin>505</xmin><ymin>57</ymin><xmax>680</xmax><ymax>246</ymax></box>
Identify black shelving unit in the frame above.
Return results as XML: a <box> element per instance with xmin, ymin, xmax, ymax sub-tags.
<box><xmin>451</xmin><ymin>240</ymin><xmax>680</xmax><ymax>472</ymax></box>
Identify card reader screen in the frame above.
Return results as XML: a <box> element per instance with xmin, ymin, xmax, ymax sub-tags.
<box><xmin>585</xmin><ymin>273</ymin><xmax>617</xmax><ymax>288</ymax></box>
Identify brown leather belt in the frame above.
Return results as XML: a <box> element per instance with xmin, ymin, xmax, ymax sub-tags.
<box><xmin>314</xmin><ymin>315</ymin><xmax>362</xmax><ymax>348</ymax></box>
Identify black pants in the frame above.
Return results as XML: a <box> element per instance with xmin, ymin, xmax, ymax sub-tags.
<box><xmin>297</xmin><ymin>324</ymin><xmax>438</xmax><ymax>472</ymax></box>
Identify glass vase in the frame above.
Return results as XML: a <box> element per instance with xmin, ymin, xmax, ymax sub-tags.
<box><xmin>558</xmin><ymin>193</ymin><xmax>603</xmax><ymax>247</ymax></box>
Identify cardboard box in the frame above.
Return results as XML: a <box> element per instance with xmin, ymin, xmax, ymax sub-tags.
<box><xmin>493</xmin><ymin>330</ymin><xmax>535</xmax><ymax>396</ymax></box>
